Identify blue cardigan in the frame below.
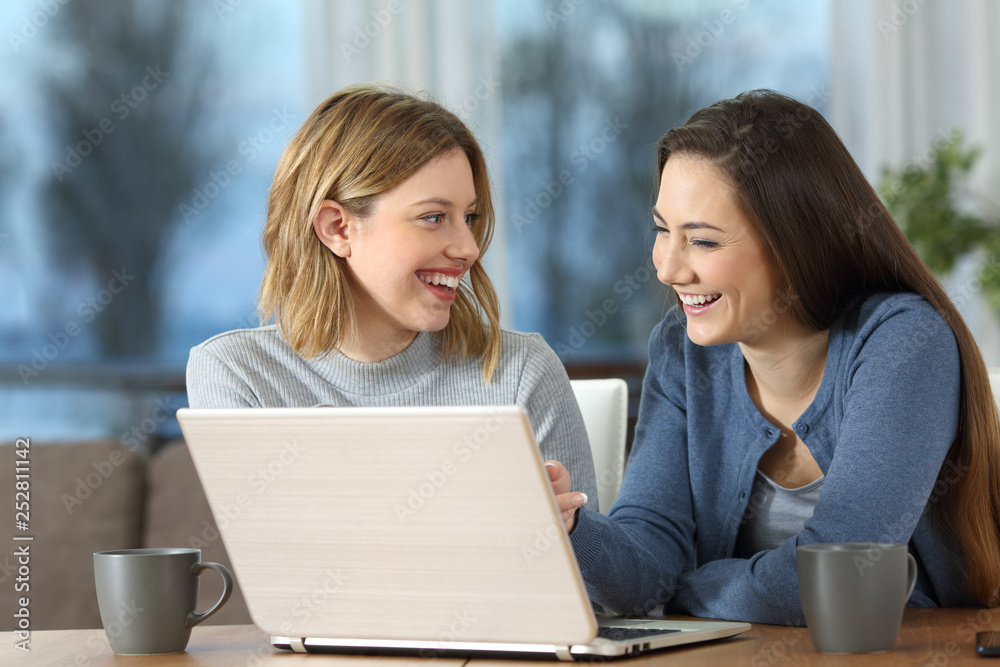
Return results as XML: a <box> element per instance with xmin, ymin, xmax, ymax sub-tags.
<box><xmin>570</xmin><ymin>292</ymin><xmax>976</xmax><ymax>625</ymax></box>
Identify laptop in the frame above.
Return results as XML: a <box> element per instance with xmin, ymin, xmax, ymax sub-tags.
<box><xmin>177</xmin><ymin>405</ymin><xmax>749</xmax><ymax>660</ymax></box>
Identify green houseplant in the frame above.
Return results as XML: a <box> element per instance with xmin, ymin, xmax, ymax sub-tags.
<box><xmin>878</xmin><ymin>131</ymin><xmax>1000</xmax><ymax>315</ymax></box>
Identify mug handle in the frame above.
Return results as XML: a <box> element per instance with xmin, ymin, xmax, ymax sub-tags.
<box><xmin>187</xmin><ymin>561</ymin><xmax>235</xmax><ymax>627</ymax></box>
<box><xmin>904</xmin><ymin>553</ymin><xmax>918</xmax><ymax>601</ymax></box>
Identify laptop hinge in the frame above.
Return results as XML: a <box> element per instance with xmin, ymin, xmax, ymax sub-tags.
<box><xmin>554</xmin><ymin>645</ymin><xmax>573</xmax><ymax>661</ymax></box>
<box><xmin>289</xmin><ymin>637</ymin><xmax>307</xmax><ymax>653</ymax></box>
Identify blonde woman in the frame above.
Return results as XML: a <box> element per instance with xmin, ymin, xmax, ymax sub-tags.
<box><xmin>187</xmin><ymin>84</ymin><xmax>598</xmax><ymax>508</ymax></box>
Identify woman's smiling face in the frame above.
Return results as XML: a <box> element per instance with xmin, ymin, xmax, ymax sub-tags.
<box><xmin>314</xmin><ymin>149</ymin><xmax>481</xmax><ymax>360</ymax></box>
<box><xmin>652</xmin><ymin>155</ymin><xmax>786</xmax><ymax>348</ymax></box>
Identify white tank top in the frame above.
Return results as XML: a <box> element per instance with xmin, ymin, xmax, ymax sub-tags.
<box><xmin>736</xmin><ymin>469</ymin><xmax>825</xmax><ymax>557</ymax></box>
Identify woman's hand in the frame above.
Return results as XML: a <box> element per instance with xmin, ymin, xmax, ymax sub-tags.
<box><xmin>545</xmin><ymin>460</ymin><xmax>589</xmax><ymax>532</ymax></box>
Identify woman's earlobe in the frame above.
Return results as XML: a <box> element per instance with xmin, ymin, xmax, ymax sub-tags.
<box><xmin>313</xmin><ymin>200</ymin><xmax>351</xmax><ymax>258</ymax></box>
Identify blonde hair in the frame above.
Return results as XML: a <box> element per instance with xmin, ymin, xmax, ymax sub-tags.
<box><xmin>258</xmin><ymin>83</ymin><xmax>502</xmax><ymax>381</ymax></box>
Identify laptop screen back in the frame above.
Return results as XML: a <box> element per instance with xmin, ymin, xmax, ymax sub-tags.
<box><xmin>178</xmin><ymin>406</ymin><xmax>597</xmax><ymax>646</ymax></box>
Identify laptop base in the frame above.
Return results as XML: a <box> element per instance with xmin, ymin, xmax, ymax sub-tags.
<box><xmin>271</xmin><ymin>618</ymin><xmax>751</xmax><ymax>661</ymax></box>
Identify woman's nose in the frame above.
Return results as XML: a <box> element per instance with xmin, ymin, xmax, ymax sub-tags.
<box><xmin>653</xmin><ymin>236</ymin><xmax>693</xmax><ymax>286</ymax></box>
<box><xmin>445</xmin><ymin>221</ymin><xmax>480</xmax><ymax>264</ymax></box>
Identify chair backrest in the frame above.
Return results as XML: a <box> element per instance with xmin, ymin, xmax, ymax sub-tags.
<box><xmin>570</xmin><ymin>378</ymin><xmax>628</xmax><ymax>514</ymax></box>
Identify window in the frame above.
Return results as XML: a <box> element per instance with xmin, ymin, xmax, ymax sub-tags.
<box><xmin>0</xmin><ymin>0</ymin><xmax>829</xmax><ymax>442</ymax></box>
<box><xmin>497</xmin><ymin>0</ymin><xmax>829</xmax><ymax>360</ymax></box>
<box><xmin>0</xmin><ymin>0</ymin><xmax>304</xmax><ymax>441</ymax></box>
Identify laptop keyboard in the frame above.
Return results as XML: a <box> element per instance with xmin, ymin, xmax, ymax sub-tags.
<box><xmin>597</xmin><ymin>626</ymin><xmax>680</xmax><ymax>641</ymax></box>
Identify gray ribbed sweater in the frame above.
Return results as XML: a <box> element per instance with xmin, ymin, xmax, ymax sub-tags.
<box><xmin>186</xmin><ymin>326</ymin><xmax>598</xmax><ymax>510</ymax></box>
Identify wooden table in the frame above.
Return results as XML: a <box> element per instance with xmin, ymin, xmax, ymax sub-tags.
<box><xmin>11</xmin><ymin>608</ymin><xmax>1000</xmax><ymax>665</ymax></box>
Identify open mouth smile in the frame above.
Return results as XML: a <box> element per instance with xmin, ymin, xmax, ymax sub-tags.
<box><xmin>417</xmin><ymin>271</ymin><xmax>461</xmax><ymax>301</ymax></box>
<box><xmin>678</xmin><ymin>293</ymin><xmax>721</xmax><ymax>306</ymax></box>
<box><xmin>678</xmin><ymin>292</ymin><xmax>722</xmax><ymax>313</ymax></box>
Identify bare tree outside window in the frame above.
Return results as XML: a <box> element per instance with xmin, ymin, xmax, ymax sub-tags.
<box><xmin>499</xmin><ymin>0</ymin><xmax>828</xmax><ymax>360</ymax></box>
<box><xmin>501</xmin><ymin>2</ymin><xmax>695</xmax><ymax>358</ymax></box>
<box><xmin>39</xmin><ymin>0</ymin><xmax>224</xmax><ymax>358</ymax></box>
<box><xmin>0</xmin><ymin>119</ymin><xmax>12</xmax><ymax>218</ymax></box>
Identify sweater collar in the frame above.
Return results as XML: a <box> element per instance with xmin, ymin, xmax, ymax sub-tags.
<box><xmin>316</xmin><ymin>331</ymin><xmax>443</xmax><ymax>396</ymax></box>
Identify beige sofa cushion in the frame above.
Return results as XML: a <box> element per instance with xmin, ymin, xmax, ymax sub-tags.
<box><xmin>0</xmin><ymin>440</ymin><xmax>144</xmax><ymax>630</ymax></box>
<box><xmin>143</xmin><ymin>439</ymin><xmax>251</xmax><ymax>625</ymax></box>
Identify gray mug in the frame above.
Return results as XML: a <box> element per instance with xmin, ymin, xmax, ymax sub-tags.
<box><xmin>796</xmin><ymin>542</ymin><xmax>917</xmax><ymax>654</ymax></box>
<box><xmin>94</xmin><ymin>547</ymin><xmax>234</xmax><ymax>655</ymax></box>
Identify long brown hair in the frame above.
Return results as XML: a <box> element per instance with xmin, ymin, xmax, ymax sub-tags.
<box><xmin>258</xmin><ymin>83</ymin><xmax>501</xmax><ymax>381</ymax></box>
<box><xmin>657</xmin><ymin>89</ymin><xmax>1000</xmax><ymax>606</ymax></box>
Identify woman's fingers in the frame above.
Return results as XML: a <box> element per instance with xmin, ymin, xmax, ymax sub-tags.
<box><xmin>556</xmin><ymin>491</ymin><xmax>587</xmax><ymax>532</ymax></box>
<box><xmin>545</xmin><ymin>460</ymin><xmax>572</xmax><ymax>495</ymax></box>
<box><xmin>545</xmin><ymin>461</ymin><xmax>587</xmax><ymax>531</ymax></box>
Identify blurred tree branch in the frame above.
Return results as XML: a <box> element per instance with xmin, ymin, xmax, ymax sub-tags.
<box><xmin>40</xmin><ymin>0</ymin><xmax>223</xmax><ymax>357</ymax></box>
<box><xmin>501</xmin><ymin>1</ymin><xmax>689</xmax><ymax>352</ymax></box>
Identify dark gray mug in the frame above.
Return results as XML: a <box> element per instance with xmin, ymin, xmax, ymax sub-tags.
<box><xmin>93</xmin><ymin>547</ymin><xmax>233</xmax><ymax>655</ymax></box>
<box><xmin>796</xmin><ymin>542</ymin><xmax>917</xmax><ymax>654</ymax></box>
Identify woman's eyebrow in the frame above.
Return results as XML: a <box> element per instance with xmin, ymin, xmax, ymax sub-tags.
<box><xmin>410</xmin><ymin>197</ymin><xmax>454</xmax><ymax>208</ymax></box>
<box><xmin>409</xmin><ymin>197</ymin><xmax>479</xmax><ymax>209</ymax></box>
<box><xmin>652</xmin><ymin>208</ymin><xmax>724</xmax><ymax>232</ymax></box>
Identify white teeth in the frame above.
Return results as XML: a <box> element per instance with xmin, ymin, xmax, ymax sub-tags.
<box><xmin>419</xmin><ymin>273</ymin><xmax>460</xmax><ymax>288</ymax></box>
<box><xmin>678</xmin><ymin>293</ymin><xmax>721</xmax><ymax>306</ymax></box>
